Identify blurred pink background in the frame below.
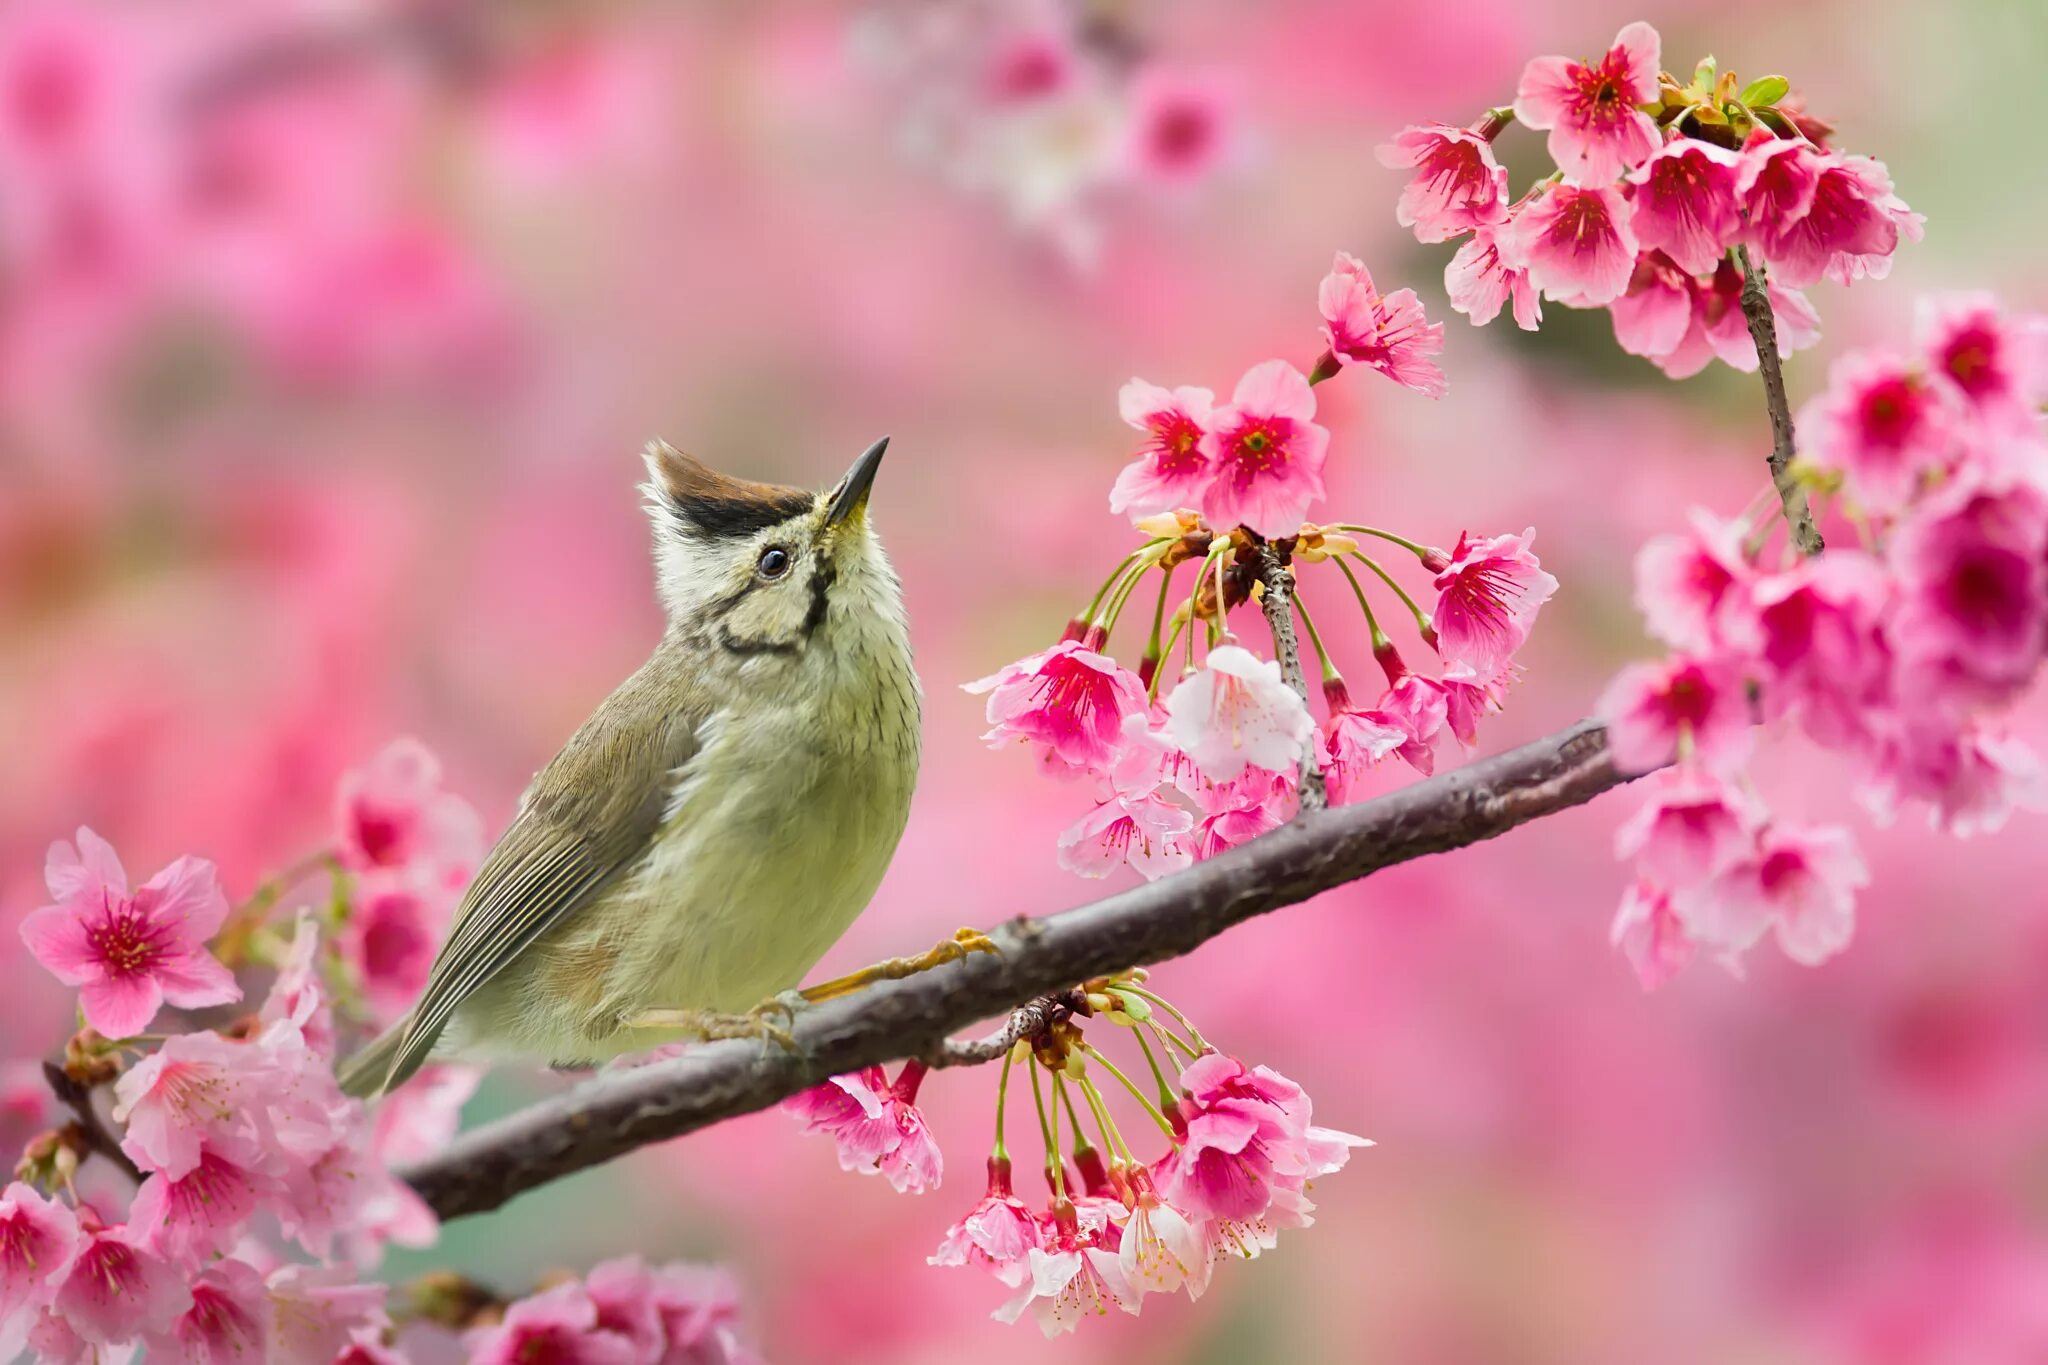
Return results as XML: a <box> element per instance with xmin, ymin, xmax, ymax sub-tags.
<box><xmin>6</xmin><ymin>2</ymin><xmax>2048</xmax><ymax>1361</ymax></box>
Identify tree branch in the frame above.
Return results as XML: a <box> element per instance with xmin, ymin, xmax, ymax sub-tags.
<box><xmin>1252</xmin><ymin>541</ymin><xmax>1328</xmax><ymax>813</ymax></box>
<box><xmin>401</xmin><ymin>717</ymin><xmax>1638</xmax><ymax>1222</ymax></box>
<box><xmin>1734</xmin><ymin>245</ymin><xmax>1824</xmax><ymax>557</ymax></box>
<box><xmin>42</xmin><ymin>1062</ymin><xmax>141</xmax><ymax>1183</ymax></box>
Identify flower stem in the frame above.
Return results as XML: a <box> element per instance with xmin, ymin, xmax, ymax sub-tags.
<box><xmin>1141</xmin><ymin>560</ymin><xmax>1177</xmax><ymax>671</ymax></box>
<box><xmin>1079</xmin><ymin>1044</ymin><xmax>1179</xmax><ymax>1141</ymax></box>
<box><xmin>1332</xmin><ymin>524</ymin><xmax>1431</xmax><ymax>559</ymax></box>
<box><xmin>1732</xmin><ymin>245</ymin><xmax>1823</xmax><ymax>557</ymax></box>
<box><xmin>1334</xmin><ymin>556</ymin><xmax>1390</xmax><ymax>651</ymax></box>
<box><xmin>1028</xmin><ymin>1057</ymin><xmax>1057</xmax><ymax>1177</ymax></box>
<box><xmin>1080</xmin><ymin>1075</ymin><xmax>1136</xmax><ymax>1167</ymax></box>
<box><xmin>1134</xmin><ymin>1026</ymin><xmax>1181</xmax><ymax>1115</ymax></box>
<box><xmin>1117</xmin><ymin>985</ymin><xmax>1208</xmax><ymax>1052</ymax></box>
<box><xmin>1291</xmin><ymin>589</ymin><xmax>1341</xmax><ymax>683</ymax></box>
<box><xmin>1049</xmin><ymin>1072</ymin><xmax>1072</xmax><ymax>1201</ymax></box>
<box><xmin>1354</xmin><ymin>553</ymin><xmax>1434</xmax><ymax>639</ymax></box>
<box><xmin>992</xmin><ymin>1044</ymin><xmax>1016</xmax><ymax>1165</ymax></box>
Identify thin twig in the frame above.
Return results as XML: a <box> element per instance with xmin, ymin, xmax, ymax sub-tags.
<box><xmin>1252</xmin><ymin>540</ymin><xmax>1328</xmax><ymax>813</ymax></box>
<box><xmin>1733</xmin><ymin>246</ymin><xmax>1824</xmax><ymax>557</ymax></box>
<box><xmin>42</xmin><ymin>1062</ymin><xmax>141</xmax><ymax>1183</ymax></box>
<box><xmin>399</xmin><ymin>717</ymin><xmax>1637</xmax><ymax>1222</ymax></box>
<box><xmin>923</xmin><ymin>992</ymin><xmax>1082</xmax><ymax>1068</ymax></box>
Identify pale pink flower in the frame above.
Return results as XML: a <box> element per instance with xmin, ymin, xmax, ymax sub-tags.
<box><xmin>1163</xmin><ymin>644</ymin><xmax>1315</xmax><ymax>782</ymax></box>
<box><xmin>1157</xmin><ymin>1054</ymin><xmax>1305</xmax><ymax>1223</ymax></box>
<box><xmin>369</xmin><ymin>1064</ymin><xmax>480</xmax><ymax>1168</ymax></box>
<box><xmin>1610</xmin><ymin>880</ymin><xmax>1694</xmax><ymax>990</ymax></box>
<box><xmin>1749</xmin><ymin>150</ymin><xmax>1905</xmax><ymax>289</ymax></box>
<box><xmin>1198</xmin><ymin>360</ymin><xmax>1330</xmax><ymax>537</ymax></box>
<box><xmin>0</xmin><ymin>1181</ymin><xmax>77</xmax><ymax>1352</ymax></box>
<box><xmin>469</xmin><ymin>1282</ymin><xmax>638</xmax><ymax>1365</ymax></box>
<box><xmin>1741</xmin><ymin>550</ymin><xmax>1895</xmax><ymax>745</ymax></box>
<box><xmin>1109</xmin><ymin>379</ymin><xmax>1215</xmax><ymax>520</ymax></box>
<box><xmin>1895</xmin><ymin>727</ymin><xmax>2048</xmax><ymax>838</ymax></box>
<box><xmin>582</xmin><ymin>1256</ymin><xmax>665</xmax><ymax>1361</ymax></box>
<box><xmin>1596</xmin><ymin>655</ymin><xmax>1751</xmax><ymax>775</ymax></box>
<box><xmin>1057</xmin><ymin>788</ymin><xmax>1194</xmax><ymax>880</ymax></box>
<box><xmin>19</xmin><ymin>829</ymin><xmax>239</xmax><ymax>1039</ymax></box>
<box><xmin>1800</xmin><ymin>350</ymin><xmax>1958</xmax><ymax>514</ymax></box>
<box><xmin>931</xmin><ymin>1157</ymin><xmax>1041</xmax><ymax>1286</ymax></box>
<box><xmin>1117</xmin><ymin>1168</ymin><xmax>1202</xmax><ymax>1299</ymax></box>
<box><xmin>1888</xmin><ymin>474</ymin><xmax>2048</xmax><ymax>709</ymax></box>
<box><xmin>1610</xmin><ymin>252</ymin><xmax>1695</xmax><ymax>362</ymax></box>
<box><xmin>1680</xmin><ymin>823</ymin><xmax>1869</xmax><ymax>966</ymax></box>
<box><xmin>965</xmin><ymin>639</ymin><xmax>1149</xmax><ymax>773</ymax></box>
<box><xmin>1500</xmin><ymin>183</ymin><xmax>1639</xmax><ymax>307</ymax></box>
<box><xmin>783</xmin><ymin>1063</ymin><xmax>942</xmax><ymax>1193</ymax></box>
<box><xmin>128</xmin><ymin>1147</ymin><xmax>272</xmax><ymax>1264</ymax></box>
<box><xmin>1427</xmin><ymin>527</ymin><xmax>1557</xmax><ymax>674</ymax></box>
<box><xmin>338</xmin><ymin>873</ymin><xmax>448</xmax><ymax>1020</ymax></box>
<box><xmin>1917</xmin><ymin>292</ymin><xmax>2048</xmax><ymax>434</ymax></box>
<box><xmin>1613</xmin><ymin>770</ymin><xmax>1762</xmax><ymax>887</ymax></box>
<box><xmin>1626</xmin><ymin>137</ymin><xmax>1743</xmax><ymax>274</ymax></box>
<box><xmin>992</xmin><ymin>1208</ymin><xmax>1134</xmax><ymax>1336</ymax></box>
<box><xmin>1513</xmin><ymin>22</ymin><xmax>1663</xmax><ymax>183</ymax></box>
<box><xmin>1373</xmin><ymin>672</ymin><xmax>1450</xmax><ymax>775</ymax></box>
<box><xmin>334</xmin><ymin>738</ymin><xmax>484</xmax><ymax>890</ymax></box>
<box><xmin>648</xmin><ymin>1261</ymin><xmax>755</xmax><ymax>1365</ymax></box>
<box><xmin>1316</xmin><ymin>252</ymin><xmax>1446</xmax><ymax>397</ymax></box>
<box><xmin>140</xmin><ymin>1257</ymin><xmax>272</xmax><ymax>1365</ymax></box>
<box><xmin>1634</xmin><ymin>508</ymin><xmax>1755</xmax><ymax>652</ymax></box>
<box><xmin>263</xmin><ymin>1265</ymin><xmax>388</xmax><ymax>1365</ymax></box>
<box><xmin>112</xmin><ymin>1029</ymin><xmax>270</xmax><ymax>1180</ymax></box>
<box><xmin>1319</xmin><ymin>690</ymin><xmax>1407</xmax><ymax>807</ymax></box>
<box><xmin>1122</xmin><ymin>66</ymin><xmax>1236</xmax><ymax>186</ymax></box>
<box><xmin>1445</xmin><ymin>225</ymin><xmax>1541</xmax><ymax>330</ymax></box>
<box><xmin>1375</xmin><ymin>122</ymin><xmax>1509</xmax><ymax>243</ymax></box>
<box><xmin>261</xmin><ymin>912</ymin><xmax>335</xmax><ymax>1060</ymax></box>
<box><xmin>1192</xmin><ymin>785</ymin><xmax>1288</xmax><ymax>860</ymax></box>
<box><xmin>275</xmin><ymin>1115</ymin><xmax>405</xmax><ymax>1260</ymax></box>
<box><xmin>52</xmin><ymin>1218</ymin><xmax>191</xmax><ymax>1346</ymax></box>
<box><xmin>1440</xmin><ymin>662</ymin><xmax>1510</xmax><ymax>748</ymax></box>
<box><xmin>1653</xmin><ymin>259</ymin><xmax>1823</xmax><ymax>380</ymax></box>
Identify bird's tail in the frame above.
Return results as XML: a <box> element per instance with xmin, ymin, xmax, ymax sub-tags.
<box><xmin>337</xmin><ymin>1012</ymin><xmax>436</xmax><ymax>1099</ymax></box>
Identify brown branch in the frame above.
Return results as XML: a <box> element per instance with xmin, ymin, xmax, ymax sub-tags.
<box><xmin>1252</xmin><ymin>541</ymin><xmax>1328</xmax><ymax>813</ymax></box>
<box><xmin>42</xmin><ymin>1062</ymin><xmax>141</xmax><ymax>1183</ymax></box>
<box><xmin>1734</xmin><ymin>246</ymin><xmax>1824</xmax><ymax>557</ymax></box>
<box><xmin>400</xmin><ymin>717</ymin><xmax>1639</xmax><ymax>1222</ymax></box>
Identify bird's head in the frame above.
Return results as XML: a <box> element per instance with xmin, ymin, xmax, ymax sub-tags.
<box><xmin>639</xmin><ymin>436</ymin><xmax>904</xmax><ymax>658</ymax></box>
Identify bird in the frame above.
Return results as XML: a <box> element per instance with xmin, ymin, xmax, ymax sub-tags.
<box><xmin>338</xmin><ymin>436</ymin><xmax>963</xmax><ymax>1098</ymax></box>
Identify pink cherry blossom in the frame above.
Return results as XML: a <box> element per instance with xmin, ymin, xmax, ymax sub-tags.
<box><xmin>112</xmin><ymin>1029</ymin><xmax>270</xmax><ymax>1180</ymax></box>
<box><xmin>1610</xmin><ymin>252</ymin><xmax>1695</xmax><ymax>362</ymax></box>
<box><xmin>1888</xmin><ymin>474</ymin><xmax>2048</xmax><ymax>709</ymax></box>
<box><xmin>1626</xmin><ymin>137</ymin><xmax>1743</xmax><ymax>275</ymax></box>
<box><xmin>1109</xmin><ymin>379</ymin><xmax>1214</xmax><ymax>520</ymax></box>
<box><xmin>262</xmin><ymin>912</ymin><xmax>336</xmax><ymax>1060</ymax></box>
<box><xmin>583</xmin><ymin>1256</ymin><xmax>665</xmax><ymax>1361</ymax></box>
<box><xmin>1680</xmin><ymin>822</ymin><xmax>1869</xmax><ymax>966</ymax></box>
<box><xmin>333</xmin><ymin>737</ymin><xmax>484</xmax><ymax>890</ymax></box>
<box><xmin>18</xmin><ymin>828</ymin><xmax>239</xmax><ymax>1039</ymax></box>
<box><xmin>648</xmin><ymin>1261</ymin><xmax>756</xmax><ymax>1365</ymax></box>
<box><xmin>1198</xmin><ymin>360</ymin><xmax>1330</xmax><ymax>537</ymax></box>
<box><xmin>369</xmin><ymin>1064</ymin><xmax>480</xmax><ymax>1168</ymax></box>
<box><xmin>1122</xmin><ymin>66</ymin><xmax>1236</xmax><ymax>187</ymax></box>
<box><xmin>931</xmin><ymin>1157</ymin><xmax>1041</xmax><ymax>1285</ymax></box>
<box><xmin>338</xmin><ymin>873</ymin><xmax>448</xmax><ymax>1020</ymax></box>
<box><xmin>1057</xmin><ymin>788</ymin><xmax>1194</xmax><ymax>880</ymax></box>
<box><xmin>1316</xmin><ymin>252</ymin><xmax>1446</xmax><ymax>397</ymax></box>
<box><xmin>52</xmin><ymin>1218</ymin><xmax>191</xmax><ymax>1347</ymax></box>
<box><xmin>1734</xmin><ymin>137</ymin><xmax>1824</xmax><ymax>243</ymax></box>
<box><xmin>1596</xmin><ymin>655</ymin><xmax>1752</xmax><ymax>775</ymax></box>
<box><xmin>469</xmin><ymin>1281</ymin><xmax>638</xmax><ymax>1365</ymax></box>
<box><xmin>1885</xmin><ymin>725</ymin><xmax>2048</xmax><ymax>839</ymax></box>
<box><xmin>1651</xmin><ymin>259</ymin><xmax>1823</xmax><ymax>380</ymax></box>
<box><xmin>1800</xmin><ymin>350</ymin><xmax>1958</xmax><ymax>514</ymax></box>
<box><xmin>1157</xmin><ymin>1054</ymin><xmax>1304</xmax><ymax>1223</ymax></box>
<box><xmin>1749</xmin><ymin>150</ymin><xmax>1905</xmax><ymax>289</ymax></box>
<box><xmin>128</xmin><ymin>1146</ymin><xmax>272</xmax><ymax>1263</ymax></box>
<box><xmin>1610</xmin><ymin>880</ymin><xmax>1695</xmax><ymax>990</ymax></box>
<box><xmin>1163</xmin><ymin>644</ymin><xmax>1315</xmax><ymax>782</ymax></box>
<box><xmin>965</xmin><ymin>638</ymin><xmax>1149</xmax><ymax>773</ymax></box>
<box><xmin>1513</xmin><ymin>22</ymin><xmax>1662</xmax><ymax>184</ymax></box>
<box><xmin>1319</xmin><ymin>691</ymin><xmax>1406</xmax><ymax>807</ymax></box>
<box><xmin>140</xmin><ymin>1257</ymin><xmax>273</xmax><ymax>1365</ymax></box>
<box><xmin>1427</xmin><ymin>527</ymin><xmax>1557</xmax><ymax>674</ymax></box>
<box><xmin>1445</xmin><ymin>224</ymin><xmax>1542</xmax><ymax>330</ymax></box>
<box><xmin>1613</xmin><ymin>769</ymin><xmax>1761</xmax><ymax>887</ymax></box>
<box><xmin>1917</xmin><ymin>292</ymin><xmax>2048</xmax><ymax>434</ymax></box>
<box><xmin>1742</xmin><ymin>550</ymin><xmax>1895</xmax><ymax>745</ymax></box>
<box><xmin>1634</xmin><ymin>508</ymin><xmax>1755</xmax><ymax>652</ymax></box>
<box><xmin>262</xmin><ymin>1264</ymin><xmax>389</xmax><ymax>1365</ymax></box>
<box><xmin>1373</xmin><ymin>671</ymin><xmax>1450</xmax><ymax>775</ymax></box>
<box><xmin>0</xmin><ymin>1181</ymin><xmax>77</xmax><ymax>1353</ymax></box>
<box><xmin>1440</xmin><ymin>662</ymin><xmax>1510</xmax><ymax>748</ymax></box>
<box><xmin>1192</xmin><ymin>784</ymin><xmax>1288</xmax><ymax>860</ymax></box>
<box><xmin>1500</xmin><ymin>183</ymin><xmax>1639</xmax><ymax>307</ymax></box>
<box><xmin>1117</xmin><ymin>1167</ymin><xmax>1201</xmax><ymax>1299</ymax></box>
<box><xmin>992</xmin><ymin>1205</ymin><xmax>1134</xmax><ymax>1336</ymax></box>
<box><xmin>783</xmin><ymin>1062</ymin><xmax>942</xmax><ymax>1193</ymax></box>
<box><xmin>1375</xmin><ymin>122</ymin><xmax>1509</xmax><ymax>243</ymax></box>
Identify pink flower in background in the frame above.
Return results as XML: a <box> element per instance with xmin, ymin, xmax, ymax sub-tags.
<box><xmin>1610</xmin><ymin>880</ymin><xmax>1694</xmax><ymax>990</ymax></box>
<box><xmin>1057</xmin><ymin>789</ymin><xmax>1195</xmax><ymax>880</ymax></box>
<box><xmin>648</xmin><ymin>1262</ymin><xmax>755</xmax><ymax>1364</ymax></box>
<box><xmin>1316</xmin><ymin>252</ymin><xmax>1447</xmax><ymax>397</ymax></box>
<box><xmin>333</xmin><ymin>738</ymin><xmax>484</xmax><ymax>890</ymax></box>
<box><xmin>1319</xmin><ymin>699</ymin><xmax>1407</xmax><ymax>806</ymax></box>
<box><xmin>1373</xmin><ymin>672</ymin><xmax>1449</xmax><ymax>775</ymax></box>
<box><xmin>932</xmin><ymin>1158</ymin><xmax>1041</xmax><ymax>1284</ymax></box>
<box><xmin>261</xmin><ymin>1265</ymin><xmax>388</xmax><ymax>1365</ymax></box>
<box><xmin>19</xmin><ymin>829</ymin><xmax>239</xmax><ymax>1038</ymax></box>
<box><xmin>1123</xmin><ymin>67</ymin><xmax>1236</xmax><ymax>186</ymax></box>
<box><xmin>468</xmin><ymin>1281</ymin><xmax>638</xmax><ymax>1365</ymax></box>
<box><xmin>1427</xmin><ymin>527</ymin><xmax>1557</xmax><ymax>674</ymax></box>
<box><xmin>1626</xmin><ymin>138</ymin><xmax>1743</xmax><ymax>274</ymax></box>
<box><xmin>52</xmin><ymin>1217</ymin><xmax>190</xmax><ymax>1347</ymax></box>
<box><xmin>784</xmin><ymin>1063</ymin><xmax>942</xmax><ymax>1193</ymax></box>
<box><xmin>1917</xmin><ymin>292</ymin><xmax>2048</xmax><ymax>432</ymax></box>
<box><xmin>0</xmin><ymin>1182</ymin><xmax>77</xmax><ymax>1351</ymax></box>
<box><xmin>1750</xmin><ymin>152</ymin><xmax>1905</xmax><ymax>289</ymax></box>
<box><xmin>1513</xmin><ymin>22</ymin><xmax>1662</xmax><ymax>184</ymax></box>
<box><xmin>1681</xmin><ymin>822</ymin><xmax>1869</xmax><ymax>966</ymax></box>
<box><xmin>1164</xmin><ymin>644</ymin><xmax>1314</xmax><ymax>782</ymax></box>
<box><xmin>141</xmin><ymin>1259</ymin><xmax>272</xmax><ymax>1365</ymax></box>
<box><xmin>966</xmin><ymin>639</ymin><xmax>1149</xmax><ymax>772</ymax></box>
<box><xmin>1444</xmin><ymin>225</ymin><xmax>1541</xmax><ymax>330</ymax></box>
<box><xmin>1650</xmin><ymin>259</ymin><xmax>1822</xmax><ymax>379</ymax></box>
<box><xmin>1501</xmin><ymin>183</ymin><xmax>1639</xmax><ymax>307</ymax></box>
<box><xmin>262</xmin><ymin>914</ymin><xmax>336</xmax><ymax>1060</ymax></box>
<box><xmin>1110</xmin><ymin>379</ymin><xmax>1214</xmax><ymax>520</ymax></box>
<box><xmin>1613</xmin><ymin>770</ymin><xmax>1762</xmax><ymax>887</ymax></box>
<box><xmin>1634</xmin><ymin>508</ymin><xmax>1755</xmax><ymax>652</ymax></box>
<box><xmin>128</xmin><ymin>1148</ymin><xmax>271</xmax><ymax>1263</ymax></box>
<box><xmin>338</xmin><ymin>874</ymin><xmax>448</xmax><ymax>1019</ymax></box>
<box><xmin>1439</xmin><ymin>663</ymin><xmax>1508</xmax><ymax>747</ymax></box>
<box><xmin>1198</xmin><ymin>360</ymin><xmax>1329</xmax><ymax>536</ymax></box>
<box><xmin>369</xmin><ymin>1064</ymin><xmax>480</xmax><ymax>1169</ymax></box>
<box><xmin>1888</xmin><ymin>475</ymin><xmax>2048</xmax><ymax>708</ymax></box>
<box><xmin>1800</xmin><ymin>350</ymin><xmax>1956</xmax><ymax>513</ymax></box>
<box><xmin>583</xmin><ymin>1256</ymin><xmax>664</xmax><ymax>1361</ymax></box>
<box><xmin>1598</xmin><ymin>656</ymin><xmax>1752</xmax><ymax>774</ymax></box>
<box><xmin>1375</xmin><ymin>122</ymin><xmax>1509</xmax><ymax>243</ymax></box>
<box><xmin>1192</xmin><ymin>786</ymin><xmax>1287</xmax><ymax>859</ymax></box>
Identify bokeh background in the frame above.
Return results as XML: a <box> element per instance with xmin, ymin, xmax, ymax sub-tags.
<box><xmin>6</xmin><ymin>1</ymin><xmax>2048</xmax><ymax>1361</ymax></box>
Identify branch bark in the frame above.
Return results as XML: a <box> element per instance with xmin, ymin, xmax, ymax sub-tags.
<box><xmin>1734</xmin><ymin>246</ymin><xmax>1824</xmax><ymax>557</ymax></box>
<box><xmin>401</xmin><ymin>717</ymin><xmax>1639</xmax><ymax>1222</ymax></box>
<box><xmin>1252</xmin><ymin>541</ymin><xmax>1328</xmax><ymax>813</ymax></box>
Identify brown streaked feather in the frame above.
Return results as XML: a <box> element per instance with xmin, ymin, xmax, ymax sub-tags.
<box><xmin>647</xmin><ymin>440</ymin><xmax>812</xmax><ymax>539</ymax></box>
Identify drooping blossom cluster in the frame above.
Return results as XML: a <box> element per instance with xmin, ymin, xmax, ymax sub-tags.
<box><xmin>7</xmin><ymin>742</ymin><xmax>763</xmax><ymax>1363</ymax></box>
<box><xmin>1601</xmin><ymin>292</ymin><xmax>2048</xmax><ymax>987</ymax></box>
<box><xmin>784</xmin><ymin>973</ymin><xmax>1367</xmax><ymax>1335</ymax></box>
<box><xmin>967</xmin><ymin>254</ymin><xmax>1553</xmax><ymax>881</ymax></box>
<box><xmin>1380</xmin><ymin>21</ymin><xmax>1919</xmax><ymax>376</ymax></box>
<box><xmin>848</xmin><ymin>0</ymin><xmax>1242</xmax><ymax>267</ymax></box>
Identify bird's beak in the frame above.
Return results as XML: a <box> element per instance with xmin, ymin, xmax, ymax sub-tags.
<box><xmin>826</xmin><ymin>436</ymin><xmax>888</xmax><ymax>526</ymax></box>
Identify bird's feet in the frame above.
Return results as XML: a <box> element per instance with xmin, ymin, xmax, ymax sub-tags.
<box><xmin>624</xmin><ymin>997</ymin><xmax>803</xmax><ymax>1053</ymax></box>
<box><xmin>797</xmin><ymin>927</ymin><xmax>1001</xmax><ymax>1005</ymax></box>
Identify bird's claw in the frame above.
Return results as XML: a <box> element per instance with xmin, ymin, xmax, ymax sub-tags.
<box><xmin>797</xmin><ymin>926</ymin><xmax>1002</xmax><ymax>1004</ymax></box>
<box><xmin>625</xmin><ymin>1006</ymin><xmax>800</xmax><ymax>1054</ymax></box>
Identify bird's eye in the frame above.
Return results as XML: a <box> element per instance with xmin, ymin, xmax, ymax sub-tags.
<box><xmin>756</xmin><ymin>546</ymin><xmax>792</xmax><ymax>580</ymax></box>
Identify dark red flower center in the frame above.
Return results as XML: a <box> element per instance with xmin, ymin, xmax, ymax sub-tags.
<box><xmin>85</xmin><ymin>891</ymin><xmax>169</xmax><ymax>979</ymax></box>
<box><xmin>1224</xmin><ymin>418</ymin><xmax>1292</xmax><ymax>477</ymax></box>
<box><xmin>1148</xmin><ymin>102</ymin><xmax>1215</xmax><ymax>167</ymax></box>
<box><xmin>1858</xmin><ymin>376</ymin><xmax>1925</xmax><ymax>449</ymax></box>
<box><xmin>1941</xmin><ymin>326</ymin><xmax>2000</xmax><ymax>397</ymax></box>
<box><xmin>1146</xmin><ymin>412</ymin><xmax>1205</xmax><ymax>475</ymax></box>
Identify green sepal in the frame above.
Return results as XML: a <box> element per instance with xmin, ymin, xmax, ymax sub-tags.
<box><xmin>1739</xmin><ymin>75</ymin><xmax>1790</xmax><ymax>108</ymax></box>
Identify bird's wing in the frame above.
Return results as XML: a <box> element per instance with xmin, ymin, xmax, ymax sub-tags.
<box><xmin>383</xmin><ymin>675</ymin><xmax>701</xmax><ymax>1088</ymax></box>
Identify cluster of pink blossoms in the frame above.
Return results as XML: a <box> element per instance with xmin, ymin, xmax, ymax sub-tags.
<box><xmin>1380</xmin><ymin>21</ymin><xmax>1919</xmax><ymax>375</ymax></box>
<box><xmin>1600</xmin><ymin>292</ymin><xmax>2048</xmax><ymax>987</ymax></box>
<box><xmin>8</xmin><ymin>746</ymin><xmax>761</xmax><ymax>1363</ymax></box>
<box><xmin>786</xmin><ymin>975</ymin><xmax>1366</xmax><ymax>1335</ymax></box>
<box><xmin>967</xmin><ymin>254</ymin><xmax>1554</xmax><ymax>881</ymax></box>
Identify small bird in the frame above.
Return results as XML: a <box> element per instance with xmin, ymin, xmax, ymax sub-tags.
<box><xmin>340</xmin><ymin>437</ymin><xmax>931</xmax><ymax>1098</ymax></box>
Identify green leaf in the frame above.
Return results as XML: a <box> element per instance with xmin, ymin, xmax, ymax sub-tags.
<box><xmin>1739</xmin><ymin>75</ymin><xmax>1790</xmax><ymax>108</ymax></box>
